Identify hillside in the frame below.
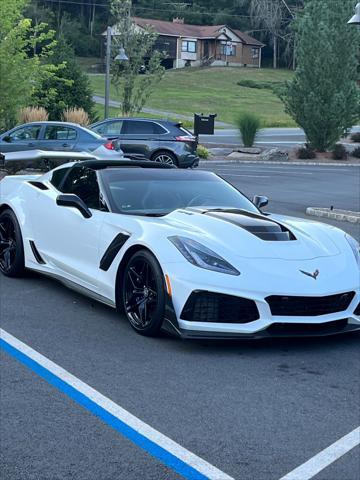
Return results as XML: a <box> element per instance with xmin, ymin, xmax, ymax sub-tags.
<box><xmin>88</xmin><ymin>67</ymin><xmax>296</xmax><ymax>127</ymax></box>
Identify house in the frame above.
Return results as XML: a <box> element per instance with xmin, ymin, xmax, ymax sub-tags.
<box><xmin>108</xmin><ymin>17</ymin><xmax>265</xmax><ymax>70</ymax></box>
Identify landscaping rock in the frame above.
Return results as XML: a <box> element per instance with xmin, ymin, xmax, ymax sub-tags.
<box><xmin>235</xmin><ymin>147</ymin><xmax>262</xmax><ymax>155</ymax></box>
<box><xmin>261</xmin><ymin>148</ymin><xmax>289</xmax><ymax>162</ymax></box>
<box><xmin>228</xmin><ymin>151</ymin><xmax>261</xmax><ymax>159</ymax></box>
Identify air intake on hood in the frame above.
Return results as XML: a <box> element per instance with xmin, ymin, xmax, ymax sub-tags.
<box><xmin>204</xmin><ymin>209</ymin><xmax>296</xmax><ymax>241</ymax></box>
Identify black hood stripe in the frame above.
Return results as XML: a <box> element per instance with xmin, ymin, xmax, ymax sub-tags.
<box><xmin>201</xmin><ymin>209</ymin><xmax>296</xmax><ymax>241</ymax></box>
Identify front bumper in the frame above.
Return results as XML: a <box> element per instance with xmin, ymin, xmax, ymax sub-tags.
<box><xmin>172</xmin><ymin>318</ymin><xmax>360</xmax><ymax>340</ymax></box>
<box><xmin>162</xmin><ymin>259</ymin><xmax>360</xmax><ymax>339</ymax></box>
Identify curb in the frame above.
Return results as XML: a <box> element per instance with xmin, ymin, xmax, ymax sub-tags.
<box><xmin>199</xmin><ymin>160</ymin><xmax>360</xmax><ymax>167</ymax></box>
<box><xmin>306</xmin><ymin>208</ymin><xmax>360</xmax><ymax>224</ymax></box>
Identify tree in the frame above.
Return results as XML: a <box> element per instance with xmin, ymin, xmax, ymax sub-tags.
<box><xmin>31</xmin><ymin>38</ymin><xmax>96</xmax><ymax>121</ymax></box>
<box><xmin>110</xmin><ymin>0</ymin><xmax>165</xmax><ymax>116</ymax></box>
<box><xmin>0</xmin><ymin>0</ymin><xmax>55</xmax><ymax>131</ymax></box>
<box><xmin>281</xmin><ymin>0</ymin><xmax>360</xmax><ymax>151</ymax></box>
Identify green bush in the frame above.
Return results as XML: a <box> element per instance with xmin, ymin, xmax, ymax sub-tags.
<box><xmin>350</xmin><ymin>132</ymin><xmax>360</xmax><ymax>143</ymax></box>
<box><xmin>197</xmin><ymin>144</ymin><xmax>210</xmax><ymax>159</ymax></box>
<box><xmin>235</xmin><ymin>113</ymin><xmax>261</xmax><ymax>148</ymax></box>
<box><xmin>352</xmin><ymin>147</ymin><xmax>360</xmax><ymax>158</ymax></box>
<box><xmin>296</xmin><ymin>144</ymin><xmax>316</xmax><ymax>159</ymax></box>
<box><xmin>332</xmin><ymin>144</ymin><xmax>348</xmax><ymax>160</ymax></box>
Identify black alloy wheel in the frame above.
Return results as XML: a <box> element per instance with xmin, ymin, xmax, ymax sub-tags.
<box><xmin>152</xmin><ymin>150</ymin><xmax>178</xmax><ymax>166</ymax></box>
<box><xmin>0</xmin><ymin>209</ymin><xmax>25</xmax><ymax>277</ymax></box>
<box><xmin>123</xmin><ymin>250</ymin><xmax>166</xmax><ymax>336</ymax></box>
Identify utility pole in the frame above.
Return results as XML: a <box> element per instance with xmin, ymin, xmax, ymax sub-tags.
<box><xmin>105</xmin><ymin>26</ymin><xmax>112</xmax><ymax>119</ymax></box>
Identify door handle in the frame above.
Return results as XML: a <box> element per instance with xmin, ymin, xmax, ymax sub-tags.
<box><xmin>62</xmin><ymin>143</ymin><xmax>70</xmax><ymax>148</ymax></box>
<box><xmin>28</xmin><ymin>142</ymin><xmax>35</xmax><ymax>147</ymax></box>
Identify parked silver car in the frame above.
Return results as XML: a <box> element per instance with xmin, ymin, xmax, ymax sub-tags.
<box><xmin>0</xmin><ymin>122</ymin><xmax>124</xmax><ymax>160</ymax></box>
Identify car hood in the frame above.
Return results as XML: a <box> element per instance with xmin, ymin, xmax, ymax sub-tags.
<box><xmin>161</xmin><ymin>208</ymin><xmax>342</xmax><ymax>261</ymax></box>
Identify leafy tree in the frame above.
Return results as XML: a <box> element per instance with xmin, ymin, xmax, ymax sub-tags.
<box><xmin>110</xmin><ymin>0</ymin><xmax>165</xmax><ymax>116</ymax></box>
<box><xmin>281</xmin><ymin>0</ymin><xmax>360</xmax><ymax>151</ymax></box>
<box><xmin>0</xmin><ymin>0</ymin><xmax>55</xmax><ymax>131</ymax></box>
<box><xmin>31</xmin><ymin>38</ymin><xmax>96</xmax><ymax>120</ymax></box>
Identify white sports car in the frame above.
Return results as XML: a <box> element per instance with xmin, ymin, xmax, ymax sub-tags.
<box><xmin>1</xmin><ymin>160</ymin><xmax>359</xmax><ymax>338</ymax></box>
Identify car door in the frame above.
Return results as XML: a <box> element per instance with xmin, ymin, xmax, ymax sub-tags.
<box><xmin>39</xmin><ymin>125</ymin><xmax>78</xmax><ymax>151</ymax></box>
<box><xmin>0</xmin><ymin>124</ymin><xmax>42</xmax><ymax>152</ymax></box>
<box><xmin>119</xmin><ymin>120</ymin><xmax>160</xmax><ymax>158</ymax></box>
<box><xmin>30</xmin><ymin>166</ymin><xmax>105</xmax><ymax>290</ymax></box>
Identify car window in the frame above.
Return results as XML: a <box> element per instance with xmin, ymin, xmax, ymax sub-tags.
<box><xmin>61</xmin><ymin>166</ymin><xmax>101</xmax><ymax>210</ymax></box>
<box><xmin>50</xmin><ymin>167</ymin><xmax>72</xmax><ymax>190</ymax></box>
<box><xmin>9</xmin><ymin>125</ymin><xmax>41</xmax><ymax>141</ymax></box>
<box><xmin>92</xmin><ymin>121</ymin><xmax>123</xmax><ymax>136</ymax></box>
<box><xmin>44</xmin><ymin>126</ymin><xmax>77</xmax><ymax>141</ymax></box>
<box><xmin>123</xmin><ymin>121</ymin><xmax>164</xmax><ymax>135</ymax></box>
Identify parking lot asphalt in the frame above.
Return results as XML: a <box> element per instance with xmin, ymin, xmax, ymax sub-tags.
<box><xmin>1</xmin><ymin>162</ymin><xmax>359</xmax><ymax>480</ymax></box>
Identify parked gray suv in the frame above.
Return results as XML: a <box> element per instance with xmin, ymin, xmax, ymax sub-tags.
<box><xmin>90</xmin><ymin>118</ymin><xmax>199</xmax><ymax>168</ymax></box>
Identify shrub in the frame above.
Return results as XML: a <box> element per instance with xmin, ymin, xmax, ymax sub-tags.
<box><xmin>352</xmin><ymin>147</ymin><xmax>360</xmax><ymax>158</ymax></box>
<box><xmin>235</xmin><ymin>112</ymin><xmax>261</xmax><ymax>148</ymax></box>
<box><xmin>332</xmin><ymin>144</ymin><xmax>348</xmax><ymax>160</ymax></box>
<box><xmin>197</xmin><ymin>144</ymin><xmax>210</xmax><ymax>159</ymax></box>
<box><xmin>350</xmin><ymin>132</ymin><xmax>360</xmax><ymax>143</ymax></box>
<box><xmin>296</xmin><ymin>144</ymin><xmax>316</xmax><ymax>159</ymax></box>
<box><xmin>62</xmin><ymin>108</ymin><xmax>90</xmax><ymax>126</ymax></box>
<box><xmin>18</xmin><ymin>107</ymin><xmax>48</xmax><ymax>123</ymax></box>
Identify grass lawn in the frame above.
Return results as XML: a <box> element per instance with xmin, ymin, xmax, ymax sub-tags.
<box><xmin>89</xmin><ymin>67</ymin><xmax>296</xmax><ymax>127</ymax></box>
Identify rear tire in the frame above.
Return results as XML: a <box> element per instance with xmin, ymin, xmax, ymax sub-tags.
<box><xmin>151</xmin><ymin>150</ymin><xmax>178</xmax><ymax>167</ymax></box>
<box><xmin>0</xmin><ymin>209</ymin><xmax>25</xmax><ymax>277</ymax></box>
<box><xmin>122</xmin><ymin>250</ymin><xmax>166</xmax><ymax>337</ymax></box>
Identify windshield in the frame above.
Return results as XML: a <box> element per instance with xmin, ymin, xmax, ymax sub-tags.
<box><xmin>101</xmin><ymin>169</ymin><xmax>258</xmax><ymax>216</ymax></box>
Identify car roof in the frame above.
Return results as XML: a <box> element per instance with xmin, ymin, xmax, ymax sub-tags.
<box><xmin>91</xmin><ymin>118</ymin><xmax>179</xmax><ymax>128</ymax></box>
<box><xmin>15</xmin><ymin>121</ymin><xmax>81</xmax><ymax>127</ymax></box>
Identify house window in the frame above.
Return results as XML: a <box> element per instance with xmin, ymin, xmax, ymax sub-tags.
<box><xmin>252</xmin><ymin>48</ymin><xmax>259</xmax><ymax>59</ymax></box>
<box><xmin>221</xmin><ymin>43</ymin><xmax>236</xmax><ymax>56</ymax></box>
<box><xmin>182</xmin><ymin>40</ymin><xmax>197</xmax><ymax>53</ymax></box>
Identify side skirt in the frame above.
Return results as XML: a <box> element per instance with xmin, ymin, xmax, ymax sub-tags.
<box><xmin>28</xmin><ymin>268</ymin><xmax>116</xmax><ymax>309</ymax></box>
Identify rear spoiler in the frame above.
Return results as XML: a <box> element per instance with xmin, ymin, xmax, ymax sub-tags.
<box><xmin>0</xmin><ymin>150</ymin><xmax>98</xmax><ymax>174</ymax></box>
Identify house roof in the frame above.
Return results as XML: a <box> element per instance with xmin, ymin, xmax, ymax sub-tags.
<box><xmin>132</xmin><ymin>17</ymin><xmax>264</xmax><ymax>46</ymax></box>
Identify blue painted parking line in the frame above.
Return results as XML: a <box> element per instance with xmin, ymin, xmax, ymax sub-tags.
<box><xmin>0</xmin><ymin>328</ymin><xmax>234</xmax><ymax>480</ymax></box>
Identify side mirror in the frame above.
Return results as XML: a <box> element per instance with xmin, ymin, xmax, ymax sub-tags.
<box><xmin>3</xmin><ymin>136</ymin><xmax>11</xmax><ymax>143</ymax></box>
<box><xmin>56</xmin><ymin>194</ymin><xmax>92</xmax><ymax>219</ymax></box>
<box><xmin>253</xmin><ymin>195</ymin><xmax>269</xmax><ymax>209</ymax></box>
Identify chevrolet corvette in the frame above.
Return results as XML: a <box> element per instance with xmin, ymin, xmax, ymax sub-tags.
<box><xmin>0</xmin><ymin>160</ymin><xmax>359</xmax><ymax>338</ymax></box>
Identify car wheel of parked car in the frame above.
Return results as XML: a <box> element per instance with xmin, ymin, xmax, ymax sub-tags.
<box><xmin>122</xmin><ymin>250</ymin><xmax>166</xmax><ymax>336</ymax></box>
<box><xmin>0</xmin><ymin>209</ymin><xmax>25</xmax><ymax>277</ymax></box>
<box><xmin>152</xmin><ymin>151</ymin><xmax>178</xmax><ymax>166</ymax></box>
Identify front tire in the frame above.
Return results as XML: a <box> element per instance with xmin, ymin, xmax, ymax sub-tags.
<box><xmin>0</xmin><ymin>209</ymin><xmax>25</xmax><ymax>277</ymax></box>
<box><xmin>122</xmin><ymin>250</ymin><xmax>166</xmax><ymax>336</ymax></box>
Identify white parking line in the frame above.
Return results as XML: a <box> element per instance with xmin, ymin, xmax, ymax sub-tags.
<box><xmin>279</xmin><ymin>427</ymin><xmax>360</xmax><ymax>480</ymax></box>
<box><xmin>0</xmin><ymin>328</ymin><xmax>234</xmax><ymax>480</ymax></box>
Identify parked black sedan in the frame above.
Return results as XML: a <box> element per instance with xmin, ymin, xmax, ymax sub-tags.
<box><xmin>90</xmin><ymin>118</ymin><xmax>199</xmax><ymax>168</ymax></box>
<box><xmin>0</xmin><ymin>122</ymin><xmax>123</xmax><ymax>159</ymax></box>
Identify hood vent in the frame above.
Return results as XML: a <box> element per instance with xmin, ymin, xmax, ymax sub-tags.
<box><xmin>203</xmin><ymin>209</ymin><xmax>296</xmax><ymax>242</ymax></box>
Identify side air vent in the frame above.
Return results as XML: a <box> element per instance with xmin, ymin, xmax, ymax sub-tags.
<box><xmin>29</xmin><ymin>240</ymin><xmax>46</xmax><ymax>264</ymax></box>
<box><xmin>100</xmin><ymin>233</ymin><xmax>130</xmax><ymax>271</ymax></box>
<box><xmin>28</xmin><ymin>181</ymin><xmax>49</xmax><ymax>191</ymax></box>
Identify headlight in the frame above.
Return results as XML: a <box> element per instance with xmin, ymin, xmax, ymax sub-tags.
<box><xmin>168</xmin><ymin>236</ymin><xmax>240</xmax><ymax>276</ymax></box>
<box><xmin>345</xmin><ymin>234</ymin><xmax>360</xmax><ymax>266</ymax></box>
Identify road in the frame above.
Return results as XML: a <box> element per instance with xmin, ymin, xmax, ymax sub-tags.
<box><xmin>1</xmin><ymin>163</ymin><xmax>359</xmax><ymax>480</ymax></box>
<box><xmin>200</xmin><ymin>126</ymin><xmax>360</xmax><ymax>148</ymax></box>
